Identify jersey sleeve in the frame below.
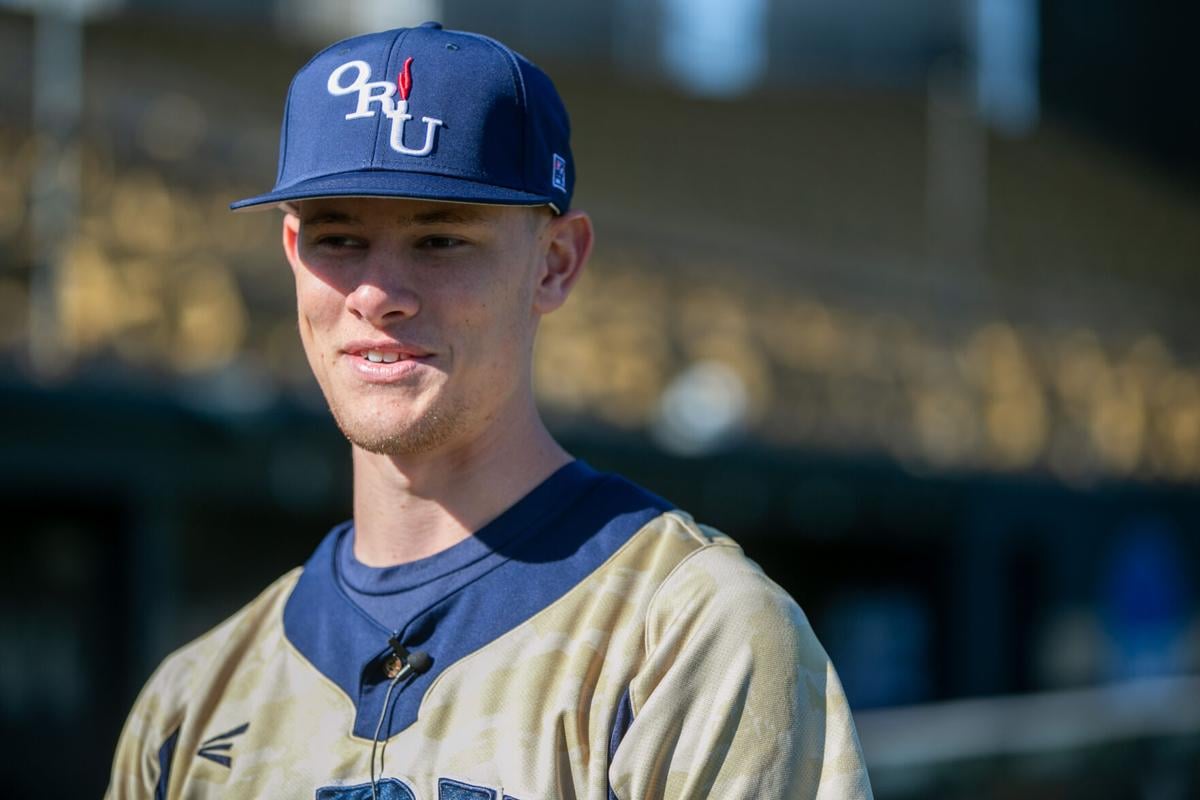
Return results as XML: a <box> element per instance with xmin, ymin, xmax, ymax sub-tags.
<box><xmin>102</xmin><ymin>568</ymin><xmax>301</xmax><ymax>800</ymax></box>
<box><xmin>104</xmin><ymin>652</ymin><xmax>188</xmax><ymax>800</ymax></box>
<box><xmin>609</xmin><ymin>539</ymin><xmax>873</xmax><ymax>800</ymax></box>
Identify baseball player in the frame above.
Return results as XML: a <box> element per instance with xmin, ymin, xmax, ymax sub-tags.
<box><xmin>106</xmin><ymin>22</ymin><xmax>873</xmax><ymax>800</ymax></box>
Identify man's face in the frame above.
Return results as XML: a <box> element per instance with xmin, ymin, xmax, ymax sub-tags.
<box><xmin>282</xmin><ymin>197</ymin><xmax>559</xmax><ymax>457</ymax></box>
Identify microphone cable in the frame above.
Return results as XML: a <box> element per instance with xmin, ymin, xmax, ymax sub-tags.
<box><xmin>370</xmin><ymin>643</ymin><xmax>432</xmax><ymax>800</ymax></box>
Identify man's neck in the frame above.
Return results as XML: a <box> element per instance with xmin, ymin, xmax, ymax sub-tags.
<box><xmin>349</xmin><ymin>409</ymin><xmax>571</xmax><ymax>567</ymax></box>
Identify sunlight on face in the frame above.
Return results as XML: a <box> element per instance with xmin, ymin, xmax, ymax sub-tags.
<box><xmin>284</xmin><ymin>197</ymin><xmax>553</xmax><ymax>457</ymax></box>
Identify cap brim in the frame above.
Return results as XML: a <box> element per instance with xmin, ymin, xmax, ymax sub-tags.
<box><xmin>230</xmin><ymin>170</ymin><xmax>558</xmax><ymax>212</ymax></box>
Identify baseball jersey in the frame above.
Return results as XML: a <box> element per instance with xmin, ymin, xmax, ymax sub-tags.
<box><xmin>105</xmin><ymin>461</ymin><xmax>873</xmax><ymax>799</ymax></box>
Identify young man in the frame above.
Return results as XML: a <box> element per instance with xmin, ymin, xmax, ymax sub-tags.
<box><xmin>106</xmin><ymin>23</ymin><xmax>873</xmax><ymax>800</ymax></box>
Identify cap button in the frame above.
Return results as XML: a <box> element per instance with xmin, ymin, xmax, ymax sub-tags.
<box><xmin>419</xmin><ymin>21</ymin><xmax>443</xmax><ymax>29</ymax></box>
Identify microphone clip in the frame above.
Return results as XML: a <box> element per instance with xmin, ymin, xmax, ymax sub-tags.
<box><xmin>383</xmin><ymin>636</ymin><xmax>410</xmax><ymax>680</ymax></box>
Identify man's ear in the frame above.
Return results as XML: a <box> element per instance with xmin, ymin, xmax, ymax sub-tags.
<box><xmin>281</xmin><ymin>211</ymin><xmax>302</xmax><ymax>275</ymax></box>
<box><xmin>533</xmin><ymin>209</ymin><xmax>593</xmax><ymax>315</ymax></box>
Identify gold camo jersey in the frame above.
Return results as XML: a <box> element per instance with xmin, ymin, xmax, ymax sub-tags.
<box><xmin>106</xmin><ymin>465</ymin><xmax>873</xmax><ymax>799</ymax></box>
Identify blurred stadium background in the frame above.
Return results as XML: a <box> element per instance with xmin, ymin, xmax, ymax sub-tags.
<box><xmin>2</xmin><ymin>0</ymin><xmax>1199</xmax><ymax>796</ymax></box>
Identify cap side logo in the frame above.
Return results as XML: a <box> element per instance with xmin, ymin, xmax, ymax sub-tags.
<box><xmin>327</xmin><ymin>58</ymin><xmax>443</xmax><ymax>157</ymax></box>
<box><xmin>552</xmin><ymin>154</ymin><xmax>566</xmax><ymax>192</ymax></box>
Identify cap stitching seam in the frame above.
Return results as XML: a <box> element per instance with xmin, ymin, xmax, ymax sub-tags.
<box><xmin>373</xmin><ymin>29</ymin><xmax>411</xmax><ymax>165</ymax></box>
<box><xmin>454</xmin><ymin>32</ymin><xmax>528</xmax><ymax>190</ymax></box>
<box><xmin>277</xmin><ymin>87</ymin><xmax>293</xmax><ymax>184</ymax></box>
<box><xmin>281</xmin><ymin>32</ymin><xmax>381</xmax><ymax>183</ymax></box>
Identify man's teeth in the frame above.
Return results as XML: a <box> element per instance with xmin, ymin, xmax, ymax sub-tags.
<box><xmin>364</xmin><ymin>350</ymin><xmax>402</xmax><ymax>363</ymax></box>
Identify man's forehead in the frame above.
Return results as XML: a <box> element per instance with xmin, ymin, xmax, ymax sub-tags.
<box><xmin>292</xmin><ymin>199</ymin><xmax>555</xmax><ymax>239</ymax></box>
<box><xmin>294</xmin><ymin>197</ymin><xmax>499</xmax><ymax>226</ymax></box>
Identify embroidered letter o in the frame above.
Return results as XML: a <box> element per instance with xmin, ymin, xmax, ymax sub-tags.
<box><xmin>327</xmin><ymin>60</ymin><xmax>372</xmax><ymax>95</ymax></box>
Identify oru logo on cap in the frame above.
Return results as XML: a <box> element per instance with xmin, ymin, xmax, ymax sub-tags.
<box><xmin>326</xmin><ymin>57</ymin><xmax>444</xmax><ymax>157</ymax></box>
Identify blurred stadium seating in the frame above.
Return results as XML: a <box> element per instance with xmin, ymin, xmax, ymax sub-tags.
<box><xmin>1</xmin><ymin>2</ymin><xmax>1197</xmax><ymax>796</ymax></box>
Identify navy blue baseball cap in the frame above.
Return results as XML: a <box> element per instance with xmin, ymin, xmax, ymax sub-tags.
<box><xmin>230</xmin><ymin>22</ymin><xmax>574</xmax><ymax>214</ymax></box>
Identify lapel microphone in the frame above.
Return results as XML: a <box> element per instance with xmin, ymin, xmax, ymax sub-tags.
<box><xmin>385</xmin><ymin>636</ymin><xmax>432</xmax><ymax>680</ymax></box>
<box><xmin>371</xmin><ymin>638</ymin><xmax>433</xmax><ymax>800</ymax></box>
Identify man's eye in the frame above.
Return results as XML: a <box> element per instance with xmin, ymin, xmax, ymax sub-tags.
<box><xmin>418</xmin><ymin>236</ymin><xmax>465</xmax><ymax>250</ymax></box>
<box><xmin>313</xmin><ymin>235</ymin><xmax>364</xmax><ymax>250</ymax></box>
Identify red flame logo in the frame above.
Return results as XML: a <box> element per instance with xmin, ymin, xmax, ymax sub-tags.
<box><xmin>398</xmin><ymin>57</ymin><xmax>414</xmax><ymax>101</ymax></box>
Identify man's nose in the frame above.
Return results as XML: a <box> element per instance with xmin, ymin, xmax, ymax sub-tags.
<box><xmin>344</xmin><ymin>259</ymin><xmax>421</xmax><ymax>326</ymax></box>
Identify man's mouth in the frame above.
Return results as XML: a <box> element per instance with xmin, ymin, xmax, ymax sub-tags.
<box><xmin>340</xmin><ymin>342</ymin><xmax>436</xmax><ymax>381</ymax></box>
<box><xmin>359</xmin><ymin>349</ymin><xmax>406</xmax><ymax>364</ymax></box>
<box><xmin>343</xmin><ymin>340</ymin><xmax>434</xmax><ymax>361</ymax></box>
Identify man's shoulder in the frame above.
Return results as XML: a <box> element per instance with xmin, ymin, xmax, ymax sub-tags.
<box><xmin>622</xmin><ymin>507</ymin><xmax>820</xmax><ymax>657</ymax></box>
<box><xmin>106</xmin><ymin>568</ymin><xmax>304</xmax><ymax>796</ymax></box>
<box><xmin>640</xmin><ymin>510</ymin><xmax>801</xmax><ymax>613</ymax></box>
<box><xmin>134</xmin><ymin>567</ymin><xmax>303</xmax><ymax>719</ymax></box>
<box><xmin>618</xmin><ymin>511</ymin><xmax>861</xmax><ymax>776</ymax></box>
<box><xmin>616</xmin><ymin>509</ymin><xmax>872</xmax><ymax>800</ymax></box>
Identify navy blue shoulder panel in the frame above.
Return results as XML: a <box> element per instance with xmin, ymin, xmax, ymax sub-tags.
<box><xmin>284</xmin><ymin>467</ymin><xmax>672</xmax><ymax>740</ymax></box>
<box><xmin>607</xmin><ymin>688</ymin><xmax>634</xmax><ymax>800</ymax></box>
<box><xmin>155</xmin><ymin>725</ymin><xmax>181</xmax><ymax>800</ymax></box>
<box><xmin>284</xmin><ymin>520</ymin><xmax>392</xmax><ymax>705</ymax></box>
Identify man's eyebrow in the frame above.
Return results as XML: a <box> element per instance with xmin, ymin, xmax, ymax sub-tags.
<box><xmin>300</xmin><ymin>206</ymin><xmax>490</xmax><ymax>227</ymax></box>
<box><xmin>401</xmin><ymin>208</ymin><xmax>488</xmax><ymax>226</ymax></box>
<box><xmin>302</xmin><ymin>210</ymin><xmax>360</xmax><ymax>226</ymax></box>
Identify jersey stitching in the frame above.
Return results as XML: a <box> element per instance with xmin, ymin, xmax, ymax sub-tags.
<box><xmin>326</xmin><ymin>523</ymin><xmax>398</xmax><ymax>632</ymax></box>
<box><xmin>663</xmin><ymin>510</ymin><xmax>718</xmax><ymax>544</ymax></box>
<box><xmin>278</xmin><ymin>616</ymin><xmax>380</xmax><ymax>745</ymax></box>
<box><xmin>394</xmin><ymin>474</ymin><xmax>622</xmax><ymax>638</ymax></box>
<box><xmin>635</xmin><ymin>528</ymin><xmax>740</xmax><ymax>717</ymax></box>
<box><xmin>420</xmin><ymin>508</ymin><xmax>673</xmax><ymax>711</ymax></box>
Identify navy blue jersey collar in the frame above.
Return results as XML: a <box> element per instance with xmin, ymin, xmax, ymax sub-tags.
<box><xmin>283</xmin><ymin>463</ymin><xmax>673</xmax><ymax>739</ymax></box>
<box><xmin>338</xmin><ymin>460</ymin><xmax>598</xmax><ymax>595</ymax></box>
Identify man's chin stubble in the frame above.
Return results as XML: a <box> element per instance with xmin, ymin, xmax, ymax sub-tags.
<box><xmin>329</xmin><ymin>402</ymin><xmax>464</xmax><ymax>457</ymax></box>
